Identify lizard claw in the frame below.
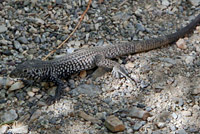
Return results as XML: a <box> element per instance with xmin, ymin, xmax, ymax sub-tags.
<box><xmin>46</xmin><ymin>95</ymin><xmax>61</xmax><ymax>105</ymax></box>
<box><xmin>112</xmin><ymin>65</ymin><xmax>137</xmax><ymax>86</ymax></box>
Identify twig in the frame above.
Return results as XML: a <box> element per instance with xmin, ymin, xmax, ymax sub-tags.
<box><xmin>42</xmin><ymin>0</ymin><xmax>93</xmax><ymax>60</ymax></box>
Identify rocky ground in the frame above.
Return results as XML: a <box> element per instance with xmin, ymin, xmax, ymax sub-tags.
<box><xmin>0</xmin><ymin>0</ymin><xmax>200</xmax><ymax>134</ymax></box>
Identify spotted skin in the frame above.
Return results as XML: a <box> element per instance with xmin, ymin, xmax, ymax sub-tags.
<box><xmin>10</xmin><ymin>14</ymin><xmax>200</xmax><ymax>103</ymax></box>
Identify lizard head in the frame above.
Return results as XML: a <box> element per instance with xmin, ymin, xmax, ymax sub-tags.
<box><xmin>10</xmin><ymin>60</ymin><xmax>44</xmax><ymax>80</ymax></box>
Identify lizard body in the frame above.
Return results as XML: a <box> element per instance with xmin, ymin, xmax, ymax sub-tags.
<box><xmin>10</xmin><ymin>14</ymin><xmax>200</xmax><ymax>102</ymax></box>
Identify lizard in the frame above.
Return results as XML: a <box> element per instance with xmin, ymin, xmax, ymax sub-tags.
<box><xmin>10</xmin><ymin>14</ymin><xmax>200</xmax><ymax>103</ymax></box>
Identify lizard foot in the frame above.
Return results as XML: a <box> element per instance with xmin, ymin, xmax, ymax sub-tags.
<box><xmin>112</xmin><ymin>65</ymin><xmax>137</xmax><ymax>86</ymax></box>
<box><xmin>46</xmin><ymin>95</ymin><xmax>61</xmax><ymax>105</ymax></box>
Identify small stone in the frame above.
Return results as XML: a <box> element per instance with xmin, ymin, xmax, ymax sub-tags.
<box><xmin>162</xmin><ymin>0</ymin><xmax>170</xmax><ymax>6</ymax></box>
<box><xmin>8</xmin><ymin>81</ymin><xmax>24</xmax><ymax>92</ymax></box>
<box><xmin>133</xmin><ymin>121</ymin><xmax>146</xmax><ymax>131</ymax></box>
<box><xmin>156</xmin><ymin>122</ymin><xmax>166</xmax><ymax>128</ymax></box>
<box><xmin>32</xmin><ymin>87</ymin><xmax>40</xmax><ymax>92</ymax></box>
<box><xmin>189</xmin><ymin>0</ymin><xmax>200</xmax><ymax>6</ymax></box>
<box><xmin>170</xmin><ymin>125</ymin><xmax>176</xmax><ymax>131</ymax></box>
<box><xmin>136</xmin><ymin>23</ymin><xmax>145</xmax><ymax>32</ymax></box>
<box><xmin>125</xmin><ymin>62</ymin><xmax>134</xmax><ymax>68</ymax></box>
<box><xmin>105</xmin><ymin>115</ymin><xmax>125</xmax><ymax>132</ymax></box>
<box><xmin>34</xmin><ymin>36</ymin><xmax>41</xmax><ymax>43</ymax></box>
<box><xmin>0</xmin><ymin>125</ymin><xmax>9</xmax><ymax>134</ymax></box>
<box><xmin>29</xmin><ymin>26</ymin><xmax>37</xmax><ymax>33</ymax></box>
<box><xmin>191</xmin><ymin>85</ymin><xmax>200</xmax><ymax>95</ymax></box>
<box><xmin>0</xmin><ymin>39</ymin><xmax>12</xmax><ymax>45</ymax></box>
<box><xmin>127</xmin><ymin>128</ymin><xmax>133</xmax><ymax>133</ymax></box>
<box><xmin>95</xmin><ymin>23</ymin><xmax>100</xmax><ymax>30</ymax></box>
<box><xmin>8</xmin><ymin>125</ymin><xmax>28</xmax><ymax>133</ymax></box>
<box><xmin>37</xmin><ymin>101</ymin><xmax>47</xmax><ymax>106</ymax></box>
<box><xmin>184</xmin><ymin>56</ymin><xmax>195</xmax><ymax>64</ymax></box>
<box><xmin>177</xmin><ymin>129</ymin><xmax>187</xmax><ymax>134</ymax></box>
<box><xmin>74</xmin><ymin>40</ymin><xmax>81</xmax><ymax>47</ymax></box>
<box><xmin>79</xmin><ymin>70</ymin><xmax>87</xmax><ymax>78</ymax></box>
<box><xmin>0</xmin><ymin>25</ymin><xmax>7</xmax><ymax>33</ymax></box>
<box><xmin>172</xmin><ymin>113</ymin><xmax>178</xmax><ymax>119</ymax></box>
<box><xmin>30</xmin><ymin>110</ymin><xmax>42</xmax><ymax>122</ymax></box>
<box><xmin>78</xmin><ymin>111</ymin><xmax>102</xmax><ymax>124</ymax></box>
<box><xmin>67</xmin><ymin>48</ymin><xmax>75</xmax><ymax>53</ymax></box>
<box><xmin>34</xmin><ymin>18</ymin><xmax>45</xmax><ymax>25</ymax></box>
<box><xmin>56</xmin><ymin>0</ymin><xmax>62</xmax><ymax>5</ymax></box>
<box><xmin>14</xmin><ymin>41</ymin><xmax>22</xmax><ymax>49</ymax></box>
<box><xmin>69</xmin><ymin>84</ymin><xmax>102</xmax><ymax>97</ymax></box>
<box><xmin>182</xmin><ymin>111</ymin><xmax>192</xmax><ymax>117</ymax></box>
<box><xmin>1</xmin><ymin>109</ymin><xmax>18</xmax><ymax>122</ymax></box>
<box><xmin>27</xmin><ymin>91</ymin><xmax>35</xmax><ymax>97</ymax></box>
<box><xmin>0</xmin><ymin>77</ymin><xmax>14</xmax><ymax>87</ymax></box>
<box><xmin>127</xmin><ymin>107</ymin><xmax>151</xmax><ymax>120</ymax></box>
<box><xmin>18</xmin><ymin>37</ymin><xmax>28</xmax><ymax>44</ymax></box>
<box><xmin>176</xmin><ymin>38</ymin><xmax>187</xmax><ymax>49</ymax></box>
<box><xmin>178</xmin><ymin>98</ymin><xmax>184</xmax><ymax>106</ymax></box>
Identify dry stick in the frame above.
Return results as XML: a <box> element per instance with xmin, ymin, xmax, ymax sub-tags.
<box><xmin>42</xmin><ymin>0</ymin><xmax>92</xmax><ymax>60</ymax></box>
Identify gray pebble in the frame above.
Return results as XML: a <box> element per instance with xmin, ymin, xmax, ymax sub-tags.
<box><xmin>34</xmin><ymin>18</ymin><xmax>45</xmax><ymax>25</ymax></box>
<box><xmin>0</xmin><ymin>25</ymin><xmax>7</xmax><ymax>33</ymax></box>
<box><xmin>177</xmin><ymin>129</ymin><xmax>187</xmax><ymax>134</ymax></box>
<box><xmin>136</xmin><ymin>23</ymin><xmax>145</xmax><ymax>32</ymax></box>
<box><xmin>0</xmin><ymin>39</ymin><xmax>12</xmax><ymax>45</ymax></box>
<box><xmin>14</xmin><ymin>41</ymin><xmax>22</xmax><ymax>49</ymax></box>
<box><xmin>170</xmin><ymin>125</ymin><xmax>176</xmax><ymax>131</ymax></box>
<box><xmin>159</xmin><ymin>58</ymin><xmax>176</xmax><ymax>65</ymax></box>
<box><xmin>133</xmin><ymin>121</ymin><xmax>146</xmax><ymax>131</ymax></box>
<box><xmin>189</xmin><ymin>0</ymin><xmax>200</xmax><ymax>6</ymax></box>
<box><xmin>69</xmin><ymin>84</ymin><xmax>102</xmax><ymax>97</ymax></box>
<box><xmin>56</xmin><ymin>0</ymin><xmax>63</xmax><ymax>5</ymax></box>
<box><xmin>172</xmin><ymin>113</ymin><xmax>178</xmax><ymax>119</ymax></box>
<box><xmin>178</xmin><ymin>98</ymin><xmax>184</xmax><ymax>106</ymax></box>
<box><xmin>161</xmin><ymin>0</ymin><xmax>170</xmax><ymax>6</ymax></box>
<box><xmin>1</xmin><ymin>109</ymin><xmax>18</xmax><ymax>122</ymax></box>
<box><xmin>34</xmin><ymin>36</ymin><xmax>41</xmax><ymax>43</ymax></box>
<box><xmin>18</xmin><ymin>36</ymin><xmax>28</xmax><ymax>44</ymax></box>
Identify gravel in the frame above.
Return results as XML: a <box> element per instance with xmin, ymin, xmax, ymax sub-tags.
<box><xmin>0</xmin><ymin>0</ymin><xmax>200</xmax><ymax>133</ymax></box>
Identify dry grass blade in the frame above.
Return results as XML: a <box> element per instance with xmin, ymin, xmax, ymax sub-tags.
<box><xmin>42</xmin><ymin>0</ymin><xmax>93</xmax><ymax>60</ymax></box>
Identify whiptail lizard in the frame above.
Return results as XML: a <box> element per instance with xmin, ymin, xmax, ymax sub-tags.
<box><xmin>10</xmin><ymin>14</ymin><xmax>200</xmax><ymax>103</ymax></box>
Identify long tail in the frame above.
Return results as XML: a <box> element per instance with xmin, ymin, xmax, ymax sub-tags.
<box><xmin>134</xmin><ymin>14</ymin><xmax>200</xmax><ymax>53</ymax></box>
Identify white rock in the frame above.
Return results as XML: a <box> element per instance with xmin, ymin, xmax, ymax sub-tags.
<box><xmin>189</xmin><ymin>0</ymin><xmax>200</xmax><ymax>6</ymax></box>
<box><xmin>32</xmin><ymin>87</ymin><xmax>40</xmax><ymax>92</ymax></box>
<box><xmin>184</xmin><ymin>56</ymin><xmax>195</xmax><ymax>64</ymax></box>
<box><xmin>128</xmin><ymin>107</ymin><xmax>151</xmax><ymax>120</ymax></box>
<box><xmin>182</xmin><ymin>111</ymin><xmax>192</xmax><ymax>117</ymax></box>
<box><xmin>176</xmin><ymin>39</ymin><xmax>187</xmax><ymax>49</ymax></box>
<box><xmin>8</xmin><ymin>81</ymin><xmax>24</xmax><ymax>92</ymax></box>
<box><xmin>0</xmin><ymin>125</ymin><xmax>9</xmax><ymax>134</ymax></box>
<box><xmin>0</xmin><ymin>25</ymin><xmax>7</xmax><ymax>33</ymax></box>
<box><xmin>27</xmin><ymin>91</ymin><xmax>35</xmax><ymax>97</ymax></box>
<box><xmin>157</xmin><ymin>122</ymin><xmax>166</xmax><ymax>128</ymax></box>
<box><xmin>177</xmin><ymin>129</ymin><xmax>187</xmax><ymax>134</ymax></box>
<box><xmin>125</xmin><ymin>62</ymin><xmax>135</xmax><ymax>68</ymax></box>
<box><xmin>0</xmin><ymin>77</ymin><xmax>14</xmax><ymax>87</ymax></box>
<box><xmin>8</xmin><ymin>125</ymin><xmax>28</xmax><ymax>133</ymax></box>
<box><xmin>162</xmin><ymin>0</ymin><xmax>170</xmax><ymax>6</ymax></box>
<box><xmin>172</xmin><ymin>113</ymin><xmax>178</xmax><ymax>119</ymax></box>
<box><xmin>1</xmin><ymin>109</ymin><xmax>18</xmax><ymax>122</ymax></box>
<box><xmin>30</xmin><ymin>109</ymin><xmax>42</xmax><ymax>122</ymax></box>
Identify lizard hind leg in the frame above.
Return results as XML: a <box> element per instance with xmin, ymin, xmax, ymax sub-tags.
<box><xmin>95</xmin><ymin>54</ymin><xmax>136</xmax><ymax>86</ymax></box>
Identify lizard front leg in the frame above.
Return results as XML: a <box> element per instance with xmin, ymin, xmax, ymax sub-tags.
<box><xmin>47</xmin><ymin>75</ymin><xmax>65</xmax><ymax>104</ymax></box>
